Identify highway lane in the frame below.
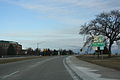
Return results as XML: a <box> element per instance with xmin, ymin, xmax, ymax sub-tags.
<box><xmin>0</xmin><ymin>56</ymin><xmax>73</xmax><ymax>80</ymax></box>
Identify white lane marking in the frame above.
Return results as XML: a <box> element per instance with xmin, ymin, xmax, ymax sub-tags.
<box><xmin>2</xmin><ymin>71</ymin><xmax>19</xmax><ymax>79</ymax></box>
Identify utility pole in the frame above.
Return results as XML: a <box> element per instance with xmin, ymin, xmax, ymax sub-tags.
<box><xmin>37</xmin><ymin>43</ymin><xmax>39</xmax><ymax>49</ymax></box>
<box><xmin>36</xmin><ymin>41</ymin><xmax>45</xmax><ymax>49</ymax></box>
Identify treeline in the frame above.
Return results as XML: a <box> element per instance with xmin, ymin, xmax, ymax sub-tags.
<box><xmin>0</xmin><ymin>44</ymin><xmax>74</xmax><ymax>57</ymax></box>
<box><xmin>24</xmin><ymin>48</ymin><xmax>74</xmax><ymax>56</ymax></box>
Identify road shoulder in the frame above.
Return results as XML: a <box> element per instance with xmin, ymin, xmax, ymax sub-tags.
<box><xmin>65</xmin><ymin>56</ymin><xmax>120</xmax><ymax>80</ymax></box>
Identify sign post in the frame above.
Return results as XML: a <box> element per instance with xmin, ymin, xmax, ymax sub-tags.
<box><xmin>91</xmin><ymin>35</ymin><xmax>105</xmax><ymax>59</ymax></box>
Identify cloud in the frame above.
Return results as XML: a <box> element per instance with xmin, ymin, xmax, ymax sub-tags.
<box><xmin>57</xmin><ymin>0</ymin><xmax>120</xmax><ymax>9</ymax></box>
<box><xmin>2</xmin><ymin>0</ymin><xmax>120</xmax><ymax>13</ymax></box>
<box><xmin>2</xmin><ymin>0</ymin><xmax>73</xmax><ymax>15</ymax></box>
<box><xmin>1</xmin><ymin>0</ymin><xmax>120</xmax><ymax>50</ymax></box>
<box><xmin>37</xmin><ymin>37</ymin><xmax>82</xmax><ymax>49</ymax></box>
<box><xmin>2</xmin><ymin>0</ymin><xmax>120</xmax><ymax>23</ymax></box>
<box><xmin>0</xmin><ymin>30</ymin><xmax>81</xmax><ymax>40</ymax></box>
<box><xmin>0</xmin><ymin>31</ymin><xmax>82</xmax><ymax>49</ymax></box>
<box><xmin>2</xmin><ymin>0</ymin><xmax>119</xmax><ymax>26</ymax></box>
<box><xmin>1</xmin><ymin>0</ymin><xmax>86</xmax><ymax>25</ymax></box>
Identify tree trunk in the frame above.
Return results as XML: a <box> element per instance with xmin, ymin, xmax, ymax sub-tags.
<box><xmin>108</xmin><ymin>42</ymin><xmax>113</xmax><ymax>58</ymax></box>
<box><xmin>97</xmin><ymin>47</ymin><xmax>100</xmax><ymax>59</ymax></box>
<box><xmin>97</xmin><ymin>52</ymin><xmax>100</xmax><ymax>59</ymax></box>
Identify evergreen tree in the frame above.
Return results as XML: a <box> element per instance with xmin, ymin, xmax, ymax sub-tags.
<box><xmin>7</xmin><ymin>44</ymin><xmax>16</xmax><ymax>55</ymax></box>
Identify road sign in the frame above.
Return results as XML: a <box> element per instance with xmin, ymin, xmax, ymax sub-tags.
<box><xmin>92</xmin><ymin>47</ymin><xmax>98</xmax><ymax>50</ymax></box>
<box><xmin>92</xmin><ymin>35</ymin><xmax>105</xmax><ymax>47</ymax></box>
<box><xmin>100</xmin><ymin>46</ymin><xmax>104</xmax><ymax>50</ymax></box>
<box><xmin>92</xmin><ymin>42</ymin><xmax>105</xmax><ymax>47</ymax></box>
<box><xmin>93</xmin><ymin>35</ymin><xmax>104</xmax><ymax>43</ymax></box>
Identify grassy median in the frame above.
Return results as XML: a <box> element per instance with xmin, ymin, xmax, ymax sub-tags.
<box><xmin>76</xmin><ymin>55</ymin><xmax>120</xmax><ymax>71</ymax></box>
<box><xmin>0</xmin><ymin>56</ymin><xmax>42</xmax><ymax>64</ymax></box>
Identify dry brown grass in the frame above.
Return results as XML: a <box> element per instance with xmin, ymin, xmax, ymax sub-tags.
<box><xmin>76</xmin><ymin>55</ymin><xmax>120</xmax><ymax>71</ymax></box>
<box><xmin>0</xmin><ymin>56</ymin><xmax>42</xmax><ymax>64</ymax></box>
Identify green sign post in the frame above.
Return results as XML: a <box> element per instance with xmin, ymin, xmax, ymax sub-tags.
<box><xmin>92</xmin><ymin>35</ymin><xmax>105</xmax><ymax>59</ymax></box>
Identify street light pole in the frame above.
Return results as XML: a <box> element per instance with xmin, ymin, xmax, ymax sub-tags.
<box><xmin>37</xmin><ymin>43</ymin><xmax>39</xmax><ymax>49</ymax></box>
<box><xmin>36</xmin><ymin>41</ymin><xmax>46</xmax><ymax>49</ymax></box>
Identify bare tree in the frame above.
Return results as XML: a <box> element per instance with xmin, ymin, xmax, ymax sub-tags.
<box><xmin>27</xmin><ymin>48</ymin><xmax>34</xmax><ymax>55</ymax></box>
<box><xmin>35</xmin><ymin>48</ymin><xmax>41</xmax><ymax>55</ymax></box>
<box><xmin>80</xmin><ymin>10</ymin><xmax>120</xmax><ymax>57</ymax></box>
<box><xmin>7</xmin><ymin>44</ymin><xmax>17</xmax><ymax>55</ymax></box>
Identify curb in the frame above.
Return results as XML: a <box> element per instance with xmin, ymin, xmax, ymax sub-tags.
<box><xmin>63</xmin><ymin>57</ymin><xmax>83</xmax><ymax>80</ymax></box>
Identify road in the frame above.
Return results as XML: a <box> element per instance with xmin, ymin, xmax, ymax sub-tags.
<box><xmin>0</xmin><ymin>56</ymin><xmax>73</xmax><ymax>80</ymax></box>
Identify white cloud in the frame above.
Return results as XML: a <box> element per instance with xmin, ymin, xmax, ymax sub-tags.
<box><xmin>1</xmin><ymin>0</ymin><xmax>120</xmax><ymax>50</ymax></box>
<box><xmin>2</xmin><ymin>0</ymin><xmax>73</xmax><ymax>15</ymax></box>
<box><xmin>2</xmin><ymin>0</ymin><xmax>120</xmax><ymax>12</ymax></box>
<box><xmin>1</xmin><ymin>0</ymin><xmax>85</xmax><ymax>25</ymax></box>
<box><xmin>52</xmin><ymin>0</ymin><xmax>120</xmax><ymax>9</ymax></box>
<box><xmin>2</xmin><ymin>0</ymin><xmax>120</xmax><ymax>23</ymax></box>
<box><xmin>2</xmin><ymin>0</ymin><xmax>119</xmax><ymax>26</ymax></box>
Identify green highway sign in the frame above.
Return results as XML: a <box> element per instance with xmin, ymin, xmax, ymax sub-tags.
<box><xmin>92</xmin><ymin>42</ymin><xmax>105</xmax><ymax>47</ymax></box>
<box><xmin>92</xmin><ymin>35</ymin><xmax>105</xmax><ymax>47</ymax></box>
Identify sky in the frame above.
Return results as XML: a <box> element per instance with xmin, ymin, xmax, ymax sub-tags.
<box><xmin>0</xmin><ymin>0</ymin><xmax>120</xmax><ymax>50</ymax></box>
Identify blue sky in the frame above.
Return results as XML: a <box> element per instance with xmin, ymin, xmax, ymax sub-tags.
<box><xmin>0</xmin><ymin>0</ymin><xmax>120</xmax><ymax>50</ymax></box>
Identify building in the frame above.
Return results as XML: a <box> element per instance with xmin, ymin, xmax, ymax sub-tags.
<box><xmin>0</xmin><ymin>40</ymin><xmax>22</xmax><ymax>56</ymax></box>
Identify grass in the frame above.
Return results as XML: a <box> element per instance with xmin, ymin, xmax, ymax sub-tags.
<box><xmin>76</xmin><ymin>55</ymin><xmax>120</xmax><ymax>71</ymax></box>
<box><xmin>0</xmin><ymin>56</ymin><xmax>42</xmax><ymax>64</ymax></box>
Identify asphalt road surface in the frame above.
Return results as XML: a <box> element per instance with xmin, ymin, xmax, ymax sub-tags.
<box><xmin>0</xmin><ymin>56</ymin><xmax>73</xmax><ymax>80</ymax></box>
